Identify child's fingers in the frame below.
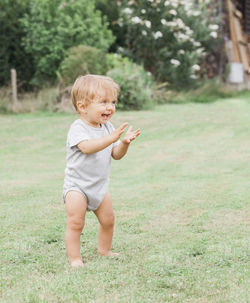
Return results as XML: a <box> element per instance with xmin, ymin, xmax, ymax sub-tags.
<box><xmin>134</xmin><ymin>129</ymin><xmax>141</xmax><ymax>136</ymax></box>
<box><xmin>119</xmin><ymin>122</ymin><xmax>129</xmax><ymax>131</ymax></box>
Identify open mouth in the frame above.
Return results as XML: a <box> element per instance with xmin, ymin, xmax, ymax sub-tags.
<box><xmin>101</xmin><ymin>114</ymin><xmax>110</xmax><ymax>119</ymax></box>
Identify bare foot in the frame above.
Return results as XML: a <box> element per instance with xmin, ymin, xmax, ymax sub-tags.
<box><xmin>70</xmin><ymin>259</ymin><xmax>84</xmax><ymax>268</ymax></box>
<box><xmin>99</xmin><ymin>251</ymin><xmax>120</xmax><ymax>257</ymax></box>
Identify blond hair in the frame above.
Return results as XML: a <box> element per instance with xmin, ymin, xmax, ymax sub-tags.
<box><xmin>71</xmin><ymin>74</ymin><xmax>120</xmax><ymax>111</ymax></box>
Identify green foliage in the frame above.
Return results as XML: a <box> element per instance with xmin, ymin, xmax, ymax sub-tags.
<box><xmin>163</xmin><ymin>80</ymin><xmax>237</xmax><ymax>104</ymax></box>
<box><xmin>95</xmin><ymin>0</ymin><xmax>127</xmax><ymax>52</ymax></box>
<box><xmin>119</xmin><ymin>0</ymin><xmax>221</xmax><ymax>87</ymax></box>
<box><xmin>106</xmin><ymin>53</ymin><xmax>132</xmax><ymax>70</ymax></box>
<box><xmin>0</xmin><ymin>0</ymin><xmax>34</xmax><ymax>88</ymax></box>
<box><xmin>21</xmin><ymin>0</ymin><xmax>114</xmax><ymax>87</ymax></box>
<box><xmin>107</xmin><ymin>60</ymin><xmax>155</xmax><ymax>110</ymax></box>
<box><xmin>57</xmin><ymin>45</ymin><xmax>109</xmax><ymax>87</ymax></box>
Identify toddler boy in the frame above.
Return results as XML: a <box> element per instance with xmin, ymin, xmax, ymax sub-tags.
<box><xmin>63</xmin><ymin>74</ymin><xmax>140</xmax><ymax>267</ymax></box>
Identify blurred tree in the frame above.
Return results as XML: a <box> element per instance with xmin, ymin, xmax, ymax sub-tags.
<box><xmin>95</xmin><ymin>0</ymin><xmax>126</xmax><ymax>52</ymax></box>
<box><xmin>0</xmin><ymin>0</ymin><xmax>34</xmax><ymax>89</ymax></box>
<box><xmin>21</xmin><ymin>0</ymin><xmax>114</xmax><ymax>87</ymax></box>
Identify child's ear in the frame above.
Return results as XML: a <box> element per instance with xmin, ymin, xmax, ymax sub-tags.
<box><xmin>76</xmin><ymin>100</ymin><xmax>87</xmax><ymax>114</ymax></box>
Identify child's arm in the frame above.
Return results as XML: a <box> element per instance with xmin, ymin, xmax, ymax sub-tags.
<box><xmin>77</xmin><ymin>123</ymin><xmax>128</xmax><ymax>154</ymax></box>
<box><xmin>112</xmin><ymin>126</ymin><xmax>141</xmax><ymax>160</ymax></box>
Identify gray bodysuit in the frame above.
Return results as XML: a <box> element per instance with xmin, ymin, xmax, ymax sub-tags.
<box><xmin>63</xmin><ymin>119</ymin><xmax>120</xmax><ymax>211</ymax></box>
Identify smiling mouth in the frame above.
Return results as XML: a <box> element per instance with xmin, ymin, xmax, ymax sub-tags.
<box><xmin>101</xmin><ymin>114</ymin><xmax>110</xmax><ymax>119</ymax></box>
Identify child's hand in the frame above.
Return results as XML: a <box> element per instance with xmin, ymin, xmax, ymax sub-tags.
<box><xmin>111</xmin><ymin>122</ymin><xmax>129</xmax><ymax>142</ymax></box>
<box><xmin>122</xmin><ymin>126</ymin><xmax>141</xmax><ymax>144</ymax></box>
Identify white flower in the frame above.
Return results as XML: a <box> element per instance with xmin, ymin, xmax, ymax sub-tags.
<box><xmin>178</xmin><ymin>49</ymin><xmax>185</xmax><ymax>55</ymax></box>
<box><xmin>190</xmin><ymin>74</ymin><xmax>198</xmax><ymax>79</ymax></box>
<box><xmin>175</xmin><ymin>32</ymin><xmax>189</xmax><ymax>41</ymax></box>
<box><xmin>123</xmin><ymin>8</ymin><xmax>132</xmax><ymax>14</ymax></box>
<box><xmin>193</xmin><ymin>11</ymin><xmax>201</xmax><ymax>16</ymax></box>
<box><xmin>192</xmin><ymin>64</ymin><xmax>200</xmax><ymax>71</ymax></box>
<box><xmin>196</xmin><ymin>47</ymin><xmax>204</xmax><ymax>54</ymax></box>
<box><xmin>142</xmin><ymin>30</ymin><xmax>147</xmax><ymax>36</ymax></box>
<box><xmin>153</xmin><ymin>31</ymin><xmax>163</xmax><ymax>39</ymax></box>
<box><xmin>131</xmin><ymin>16</ymin><xmax>142</xmax><ymax>24</ymax></box>
<box><xmin>145</xmin><ymin>20</ymin><xmax>151</xmax><ymax>28</ymax></box>
<box><xmin>170</xmin><ymin>59</ymin><xmax>181</xmax><ymax>66</ymax></box>
<box><xmin>167</xmin><ymin>21</ymin><xmax>177</xmax><ymax>27</ymax></box>
<box><xmin>184</xmin><ymin>2</ymin><xmax>192</xmax><ymax>9</ymax></box>
<box><xmin>176</xmin><ymin>18</ymin><xmax>185</xmax><ymax>29</ymax></box>
<box><xmin>210</xmin><ymin>31</ymin><xmax>218</xmax><ymax>38</ymax></box>
<box><xmin>148</xmin><ymin>0</ymin><xmax>154</xmax><ymax>2</ymax></box>
<box><xmin>161</xmin><ymin>19</ymin><xmax>167</xmax><ymax>25</ymax></box>
<box><xmin>185</xmin><ymin>26</ymin><xmax>193</xmax><ymax>35</ymax></box>
<box><xmin>193</xmin><ymin>41</ymin><xmax>201</xmax><ymax>47</ymax></box>
<box><xmin>169</xmin><ymin>9</ymin><xmax>177</xmax><ymax>16</ymax></box>
<box><xmin>172</xmin><ymin>2</ymin><xmax>178</xmax><ymax>8</ymax></box>
<box><xmin>141</xmin><ymin>9</ymin><xmax>146</xmax><ymax>14</ymax></box>
<box><xmin>209</xmin><ymin>24</ymin><xmax>219</xmax><ymax>31</ymax></box>
<box><xmin>184</xmin><ymin>2</ymin><xmax>192</xmax><ymax>12</ymax></box>
<box><xmin>164</xmin><ymin>1</ymin><xmax>170</xmax><ymax>6</ymax></box>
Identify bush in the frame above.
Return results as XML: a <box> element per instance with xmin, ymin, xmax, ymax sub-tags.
<box><xmin>21</xmin><ymin>0</ymin><xmax>114</xmax><ymax>87</ymax></box>
<box><xmin>107</xmin><ymin>59</ymin><xmax>155</xmax><ymax>110</ymax></box>
<box><xmin>95</xmin><ymin>0</ymin><xmax>126</xmax><ymax>52</ymax></box>
<box><xmin>57</xmin><ymin>45</ymin><xmax>109</xmax><ymax>87</ymax></box>
<box><xmin>118</xmin><ymin>0</ymin><xmax>221</xmax><ymax>87</ymax></box>
<box><xmin>106</xmin><ymin>53</ymin><xmax>134</xmax><ymax>70</ymax></box>
<box><xmin>0</xmin><ymin>0</ymin><xmax>34</xmax><ymax>88</ymax></box>
<box><xmin>161</xmin><ymin>79</ymin><xmax>236</xmax><ymax>104</ymax></box>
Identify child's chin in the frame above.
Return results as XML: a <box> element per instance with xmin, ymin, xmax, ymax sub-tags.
<box><xmin>101</xmin><ymin>117</ymin><xmax>111</xmax><ymax>123</ymax></box>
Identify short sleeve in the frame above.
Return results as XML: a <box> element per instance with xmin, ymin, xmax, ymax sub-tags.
<box><xmin>67</xmin><ymin>122</ymin><xmax>90</xmax><ymax>148</ymax></box>
<box><xmin>107</xmin><ymin>122</ymin><xmax>121</xmax><ymax>148</ymax></box>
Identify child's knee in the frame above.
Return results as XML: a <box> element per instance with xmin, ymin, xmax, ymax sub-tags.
<box><xmin>101</xmin><ymin>214</ymin><xmax>115</xmax><ymax>229</ymax></box>
<box><xmin>67</xmin><ymin>216</ymin><xmax>85</xmax><ymax>231</ymax></box>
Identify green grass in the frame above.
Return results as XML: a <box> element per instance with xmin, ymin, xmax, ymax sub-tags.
<box><xmin>0</xmin><ymin>97</ymin><xmax>249</xmax><ymax>302</ymax></box>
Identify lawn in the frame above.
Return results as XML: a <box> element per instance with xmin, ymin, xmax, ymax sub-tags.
<box><xmin>0</xmin><ymin>96</ymin><xmax>249</xmax><ymax>302</ymax></box>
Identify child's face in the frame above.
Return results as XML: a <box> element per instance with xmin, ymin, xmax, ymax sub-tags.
<box><xmin>83</xmin><ymin>91</ymin><xmax>117</xmax><ymax>128</ymax></box>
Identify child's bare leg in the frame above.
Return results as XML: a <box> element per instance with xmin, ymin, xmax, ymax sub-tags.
<box><xmin>65</xmin><ymin>191</ymin><xmax>87</xmax><ymax>267</ymax></box>
<box><xmin>94</xmin><ymin>192</ymin><xmax>119</xmax><ymax>256</ymax></box>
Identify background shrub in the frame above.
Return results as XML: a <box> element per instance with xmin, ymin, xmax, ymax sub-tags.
<box><xmin>163</xmin><ymin>79</ymin><xmax>236</xmax><ymax>104</ymax></box>
<box><xmin>21</xmin><ymin>0</ymin><xmax>114</xmax><ymax>87</ymax></box>
<box><xmin>107</xmin><ymin>60</ymin><xmax>155</xmax><ymax>110</ymax></box>
<box><xmin>57</xmin><ymin>45</ymin><xmax>109</xmax><ymax>87</ymax></box>
<box><xmin>95</xmin><ymin>0</ymin><xmax>127</xmax><ymax>52</ymax></box>
<box><xmin>118</xmin><ymin>0</ymin><xmax>221</xmax><ymax>87</ymax></box>
<box><xmin>0</xmin><ymin>0</ymin><xmax>34</xmax><ymax>89</ymax></box>
<box><xmin>106</xmin><ymin>53</ymin><xmax>134</xmax><ymax>70</ymax></box>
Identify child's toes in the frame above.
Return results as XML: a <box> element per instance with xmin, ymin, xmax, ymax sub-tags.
<box><xmin>70</xmin><ymin>259</ymin><xmax>84</xmax><ymax>268</ymax></box>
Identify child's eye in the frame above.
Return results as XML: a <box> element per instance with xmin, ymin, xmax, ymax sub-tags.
<box><xmin>112</xmin><ymin>101</ymin><xmax>117</xmax><ymax>105</ymax></box>
<box><xmin>101</xmin><ymin>100</ymin><xmax>107</xmax><ymax>104</ymax></box>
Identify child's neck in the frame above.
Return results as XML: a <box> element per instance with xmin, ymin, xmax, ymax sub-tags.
<box><xmin>79</xmin><ymin>115</ymin><xmax>101</xmax><ymax>128</ymax></box>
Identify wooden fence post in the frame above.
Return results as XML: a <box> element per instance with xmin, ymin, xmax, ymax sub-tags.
<box><xmin>11</xmin><ymin>68</ymin><xmax>18</xmax><ymax>111</ymax></box>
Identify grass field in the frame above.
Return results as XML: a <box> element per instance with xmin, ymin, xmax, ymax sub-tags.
<box><xmin>0</xmin><ymin>96</ymin><xmax>249</xmax><ymax>302</ymax></box>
